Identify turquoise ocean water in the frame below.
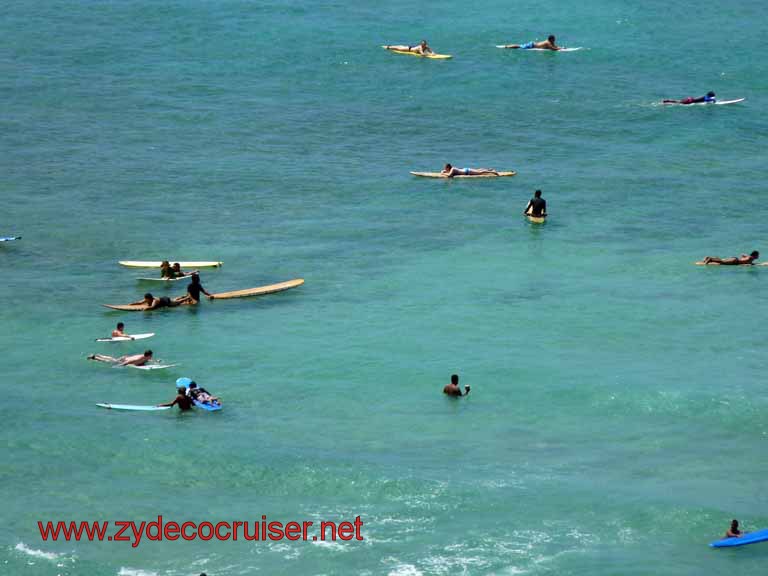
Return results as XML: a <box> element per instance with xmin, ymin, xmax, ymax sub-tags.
<box><xmin>2</xmin><ymin>1</ymin><xmax>768</xmax><ymax>574</ymax></box>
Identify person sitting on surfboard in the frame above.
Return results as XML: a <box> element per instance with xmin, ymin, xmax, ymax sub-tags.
<box><xmin>174</xmin><ymin>273</ymin><xmax>214</xmax><ymax>305</ymax></box>
<box><xmin>171</xmin><ymin>262</ymin><xmax>196</xmax><ymax>278</ymax></box>
<box><xmin>130</xmin><ymin>292</ymin><xmax>179</xmax><ymax>309</ymax></box>
<box><xmin>663</xmin><ymin>91</ymin><xmax>715</xmax><ymax>105</ymax></box>
<box><xmin>157</xmin><ymin>386</ymin><xmax>194</xmax><ymax>411</ymax></box>
<box><xmin>160</xmin><ymin>261</ymin><xmax>174</xmax><ymax>278</ymax></box>
<box><xmin>524</xmin><ymin>189</ymin><xmax>547</xmax><ymax>218</ymax></box>
<box><xmin>87</xmin><ymin>350</ymin><xmax>153</xmax><ymax>366</ymax></box>
<box><xmin>725</xmin><ymin>520</ymin><xmax>743</xmax><ymax>538</ymax></box>
<box><xmin>111</xmin><ymin>322</ymin><xmax>128</xmax><ymax>338</ymax></box>
<box><xmin>443</xmin><ymin>374</ymin><xmax>470</xmax><ymax>397</ymax></box>
<box><xmin>700</xmin><ymin>251</ymin><xmax>759</xmax><ymax>266</ymax></box>
<box><xmin>441</xmin><ymin>164</ymin><xmax>499</xmax><ymax>178</ymax></box>
<box><xmin>384</xmin><ymin>40</ymin><xmax>433</xmax><ymax>55</ymax></box>
<box><xmin>501</xmin><ymin>35</ymin><xmax>561</xmax><ymax>51</ymax></box>
<box><xmin>186</xmin><ymin>382</ymin><xmax>221</xmax><ymax>406</ymax></box>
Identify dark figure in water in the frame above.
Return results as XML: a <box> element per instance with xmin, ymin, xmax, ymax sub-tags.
<box><xmin>443</xmin><ymin>374</ymin><xmax>470</xmax><ymax>397</ymax></box>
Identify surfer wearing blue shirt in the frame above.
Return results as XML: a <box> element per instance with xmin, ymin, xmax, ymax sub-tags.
<box><xmin>725</xmin><ymin>520</ymin><xmax>743</xmax><ymax>538</ymax></box>
<box><xmin>663</xmin><ymin>91</ymin><xmax>715</xmax><ymax>105</ymax></box>
<box><xmin>443</xmin><ymin>374</ymin><xmax>470</xmax><ymax>397</ymax></box>
<box><xmin>501</xmin><ymin>35</ymin><xmax>561</xmax><ymax>51</ymax></box>
<box><xmin>441</xmin><ymin>164</ymin><xmax>499</xmax><ymax>178</ymax></box>
<box><xmin>524</xmin><ymin>190</ymin><xmax>547</xmax><ymax>218</ymax></box>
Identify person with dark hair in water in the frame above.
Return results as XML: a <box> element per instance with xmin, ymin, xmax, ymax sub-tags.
<box><xmin>724</xmin><ymin>519</ymin><xmax>743</xmax><ymax>538</ymax></box>
<box><xmin>88</xmin><ymin>350</ymin><xmax>153</xmax><ymax>366</ymax></box>
<box><xmin>524</xmin><ymin>189</ymin><xmax>547</xmax><ymax>218</ymax></box>
<box><xmin>174</xmin><ymin>273</ymin><xmax>214</xmax><ymax>305</ymax></box>
<box><xmin>700</xmin><ymin>250</ymin><xmax>759</xmax><ymax>266</ymax></box>
<box><xmin>501</xmin><ymin>35</ymin><xmax>561</xmax><ymax>51</ymax></box>
<box><xmin>663</xmin><ymin>91</ymin><xmax>716</xmax><ymax>105</ymax></box>
<box><xmin>157</xmin><ymin>386</ymin><xmax>194</xmax><ymax>411</ymax></box>
<box><xmin>130</xmin><ymin>292</ymin><xmax>179</xmax><ymax>309</ymax></box>
<box><xmin>443</xmin><ymin>374</ymin><xmax>470</xmax><ymax>397</ymax></box>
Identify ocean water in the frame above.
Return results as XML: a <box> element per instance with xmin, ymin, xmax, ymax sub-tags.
<box><xmin>2</xmin><ymin>0</ymin><xmax>767</xmax><ymax>574</ymax></box>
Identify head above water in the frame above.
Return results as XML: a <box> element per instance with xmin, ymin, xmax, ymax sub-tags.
<box><xmin>451</xmin><ymin>374</ymin><xmax>459</xmax><ymax>385</ymax></box>
<box><xmin>750</xmin><ymin>250</ymin><xmax>759</xmax><ymax>259</ymax></box>
<box><xmin>444</xmin><ymin>163</ymin><xmax>453</xmax><ymax>171</ymax></box>
<box><xmin>731</xmin><ymin>519</ymin><xmax>739</xmax><ymax>530</ymax></box>
<box><xmin>161</xmin><ymin>260</ymin><xmax>170</xmax><ymax>267</ymax></box>
<box><xmin>707</xmin><ymin>91</ymin><xmax>715</xmax><ymax>97</ymax></box>
<box><xmin>144</xmin><ymin>350</ymin><xmax>153</xmax><ymax>357</ymax></box>
<box><xmin>116</xmin><ymin>322</ymin><xmax>124</xmax><ymax>330</ymax></box>
<box><xmin>144</xmin><ymin>293</ymin><xmax>154</xmax><ymax>301</ymax></box>
<box><xmin>189</xmin><ymin>382</ymin><xmax>198</xmax><ymax>389</ymax></box>
<box><xmin>191</xmin><ymin>272</ymin><xmax>201</xmax><ymax>284</ymax></box>
<box><xmin>173</xmin><ymin>262</ymin><xmax>181</xmax><ymax>270</ymax></box>
<box><xmin>548</xmin><ymin>35</ymin><xmax>556</xmax><ymax>43</ymax></box>
<box><xmin>420</xmin><ymin>40</ymin><xmax>428</xmax><ymax>48</ymax></box>
<box><xmin>534</xmin><ymin>189</ymin><xmax>542</xmax><ymax>198</ymax></box>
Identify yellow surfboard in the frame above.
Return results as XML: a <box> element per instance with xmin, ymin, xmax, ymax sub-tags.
<box><xmin>383</xmin><ymin>47</ymin><xmax>452</xmax><ymax>59</ymax></box>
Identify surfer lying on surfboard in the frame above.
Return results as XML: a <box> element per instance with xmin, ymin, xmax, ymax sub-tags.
<box><xmin>384</xmin><ymin>40</ymin><xmax>433</xmax><ymax>55</ymax></box>
<box><xmin>132</xmin><ymin>293</ymin><xmax>181</xmax><ymax>309</ymax></box>
<box><xmin>500</xmin><ymin>35</ymin><xmax>561</xmax><ymax>50</ymax></box>
<box><xmin>699</xmin><ymin>250</ymin><xmax>759</xmax><ymax>266</ymax></box>
<box><xmin>88</xmin><ymin>350</ymin><xmax>153</xmax><ymax>367</ymax></box>
<box><xmin>663</xmin><ymin>91</ymin><xmax>716</xmax><ymax>105</ymax></box>
<box><xmin>441</xmin><ymin>164</ymin><xmax>499</xmax><ymax>178</ymax></box>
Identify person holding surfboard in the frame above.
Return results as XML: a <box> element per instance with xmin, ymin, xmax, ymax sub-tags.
<box><xmin>524</xmin><ymin>190</ymin><xmax>547</xmax><ymax>218</ymax></box>
<box><xmin>87</xmin><ymin>350</ymin><xmax>153</xmax><ymax>366</ymax></box>
<box><xmin>384</xmin><ymin>40</ymin><xmax>433</xmax><ymax>55</ymax></box>
<box><xmin>699</xmin><ymin>251</ymin><xmax>759</xmax><ymax>266</ymax></box>
<box><xmin>443</xmin><ymin>374</ymin><xmax>470</xmax><ymax>397</ymax></box>
<box><xmin>663</xmin><ymin>91</ymin><xmax>715</xmax><ymax>105</ymax></box>
<box><xmin>501</xmin><ymin>35</ymin><xmax>561</xmax><ymax>50</ymax></box>
<box><xmin>725</xmin><ymin>520</ymin><xmax>743</xmax><ymax>538</ymax></box>
<box><xmin>441</xmin><ymin>164</ymin><xmax>499</xmax><ymax>178</ymax></box>
<box><xmin>157</xmin><ymin>386</ymin><xmax>194</xmax><ymax>411</ymax></box>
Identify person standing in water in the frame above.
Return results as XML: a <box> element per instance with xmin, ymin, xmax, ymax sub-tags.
<box><xmin>443</xmin><ymin>374</ymin><xmax>470</xmax><ymax>397</ymax></box>
<box><xmin>174</xmin><ymin>273</ymin><xmax>214</xmax><ymax>305</ymax></box>
<box><xmin>524</xmin><ymin>190</ymin><xmax>547</xmax><ymax>218</ymax></box>
<box><xmin>157</xmin><ymin>386</ymin><xmax>194</xmax><ymax>411</ymax></box>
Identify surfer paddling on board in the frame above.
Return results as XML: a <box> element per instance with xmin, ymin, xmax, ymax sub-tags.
<box><xmin>441</xmin><ymin>164</ymin><xmax>499</xmax><ymax>178</ymax></box>
<box><xmin>501</xmin><ymin>35</ymin><xmax>561</xmax><ymax>50</ymax></box>
<box><xmin>524</xmin><ymin>189</ymin><xmax>547</xmax><ymax>218</ymax></box>
<box><xmin>443</xmin><ymin>374</ymin><xmax>470</xmax><ymax>397</ymax></box>
<box><xmin>384</xmin><ymin>40</ymin><xmax>433</xmax><ymax>55</ymax></box>
<box><xmin>157</xmin><ymin>386</ymin><xmax>194</xmax><ymax>411</ymax></box>
<box><xmin>111</xmin><ymin>322</ymin><xmax>128</xmax><ymax>338</ymax></box>
<box><xmin>88</xmin><ymin>350</ymin><xmax>153</xmax><ymax>366</ymax></box>
<box><xmin>174</xmin><ymin>273</ymin><xmax>214</xmax><ymax>305</ymax></box>
<box><xmin>663</xmin><ymin>91</ymin><xmax>716</xmax><ymax>105</ymax></box>
<box><xmin>725</xmin><ymin>520</ymin><xmax>743</xmax><ymax>538</ymax></box>
<box><xmin>187</xmin><ymin>382</ymin><xmax>221</xmax><ymax>406</ymax></box>
<box><xmin>699</xmin><ymin>251</ymin><xmax>759</xmax><ymax>266</ymax></box>
<box><xmin>130</xmin><ymin>293</ymin><xmax>180</xmax><ymax>309</ymax></box>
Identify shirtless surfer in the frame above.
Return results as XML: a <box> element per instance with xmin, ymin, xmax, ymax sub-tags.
<box><xmin>441</xmin><ymin>163</ymin><xmax>499</xmax><ymax>178</ymax></box>
<box><xmin>384</xmin><ymin>40</ymin><xmax>434</xmax><ymax>55</ymax></box>
<box><xmin>443</xmin><ymin>374</ymin><xmax>470</xmax><ymax>397</ymax></box>
<box><xmin>111</xmin><ymin>322</ymin><xmax>128</xmax><ymax>338</ymax></box>
<box><xmin>88</xmin><ymin>350</ymin><xmax>153</xmax><ymax>366</ymax></box>
<box><xmin>699</xmin><ymin>251</ymin><xmax>759</xmax><ymax>266</ymax></box>
<box><xmin>501</xmin><ymin>35</ymin><xmax>561</xmax><ymax>51</ymax></box>
<box><xmin>157</xmin><ymin>386</ymin><xmax>194</xmax><ymax>411</ymax></box>
<box><xmin>663</xmin><ymin>91</ymin><xmax>716</xmax><ymax>105</ymax></box>
<box><xmin>724</xmin><ymin>519</ymin><xmax>743</xmax><ymax>538</ymax></box>
<box><xmin>131</xmin><ymin>293</ymin><xmax>180</xmax><ymax>309</ymax></box>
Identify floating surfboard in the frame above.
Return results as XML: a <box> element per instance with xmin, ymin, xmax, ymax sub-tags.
<box><xmin>526</xmin><ymin>214</ymin><xmax>546</xmax><ymax>224</ymax></box>
<box><xmin>496</xmin><ymin>45</ymin><xmax>583</xmax><ymax>52</ymax></box>
<box><xmin>0</xmin><ymin>236</ymin><xmax>21</xmax><ymax>242</ymax></box>
<box><xmin>97</xmin><ymin>403</ymin><xmax>171</xmax><ymax>411</ymax></box>
<box><xmin>193</xmin><ymin>398</ymin><xmax>223</xmax><ymax>411</ymax></box>
<box><xmin>411</xmin><ymin>171</ymin><xmax>516</xmax><ymax>179</ymax></box>
<box><xmin>95</xmin><ymin>333</ymin><xmax>155</xmax><ymax>342</ymax></box>
<box><xmin>663</xmin><ymin>98</ymin><xmax>745</xmax><ymax>106</ymax></box>
<box><xmin>102</xmin><ymin>278</ymin><xmax>304</xmax><ymax>310</ymax></box>
<box><xmin>382</xmin><ymin>46</ymin><xmax>452</xmax><ymax>59</ymax></box>
<box><xmin>128</xmin><ymin>363</ymin><xmax>178</xmax><ymax>370</ymax></box>
<box><xmin>119</xmin><ymin>261</ymin><xmax>222</xmax><ymax>268</ymax></box>
<box><xmin>710</xmin><ymin>529</ymin><xmax>768</xmax><ymax>548</ymax></box>
<box><xmin>136</xmin><ymin>276</ymin><xmax>191</xmax><ymax>283</ymax></box>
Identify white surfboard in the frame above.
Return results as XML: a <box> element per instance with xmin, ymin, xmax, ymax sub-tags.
<box><xmin>95</xmin><ymin>333</ymin><xmax>155</xmax><ymax>343</ymax></box>
<box><xmin>119</xmin><ymin>261</ymin><xmax>222</xmax><ymax>268</ymax></box>
<box><xmin>127</xmin><ymin>363</ymin><xmax>178</xmax><ymax>370</ymax></box>
<box><xmin>97</xmin><ymin>403</ymin><xmax>170</xmax><ymax>411</ymax></box>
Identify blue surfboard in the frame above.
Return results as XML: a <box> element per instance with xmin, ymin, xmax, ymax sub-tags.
<box><xmin>710</xmin><ymin>528</ymin><xmax>768</xmax><ymax>548</ymax></box>
<box><xmin>193</xmin><ymin>398</ymin><xmax>222</xmax><ymax>411</ymax></box>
